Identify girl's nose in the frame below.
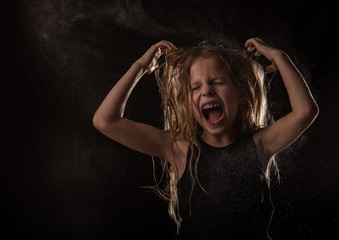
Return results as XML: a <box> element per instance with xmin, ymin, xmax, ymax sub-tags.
<box><xmin>201</xmin><ymin>85</ymin><xmax>215</xmax><ymax>96</ymax></box>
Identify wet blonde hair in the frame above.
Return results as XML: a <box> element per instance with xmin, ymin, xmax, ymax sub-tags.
<box><xmin>153</xmin><ymin>43</ymin><xmax>278</xmax><ymax>233</ymax></box>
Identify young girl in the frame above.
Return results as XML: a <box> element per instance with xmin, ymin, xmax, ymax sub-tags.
<box><xmin>93</xmin><ymin>38</ymin><xmax>318</xmax><ymax>239</ymax></box>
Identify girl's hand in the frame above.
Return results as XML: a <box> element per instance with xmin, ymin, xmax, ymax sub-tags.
<box><xmin>245</xmin><ymin>37</ymin><xmax>282</xmax><ymax>73</ymax></box>
<box><xmin>137</xmin><ymin>40</ymin><xmax>176</xmax><ymax>74</ymax></box>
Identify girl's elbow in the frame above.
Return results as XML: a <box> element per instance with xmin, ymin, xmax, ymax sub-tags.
<box><xmin>92</xmin><ymin>114</ymin><xmax>110</xmax><ymax>131</ymax></box>
<box><xmin>307</xmin><ymin>101</ymin><xmax>319</xmax><ymax>120</ymax></box>
<box><xmin>92</xmin><ymin>114</ymin><xmax>104</xmax><ymax>130</ymax></box>
<box><xmin>92</xmin><ymin>114</ymin><xmax>122</xmax><ymax>134</ymax></box>
<box><xmin>313</xmin><ymin>103</ymin><xmax>319</xmax><ymax>118</ymax></box>
<box><xmin>298</xmin><ymin>102</ymin><xmax>319</xmax><ymax>125</ymax></box>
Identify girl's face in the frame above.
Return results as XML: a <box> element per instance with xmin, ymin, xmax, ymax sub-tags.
<box><xmin>190</xmin><ymin>57</ymin><xmax>240</xmax><ymax>142</ymax></box>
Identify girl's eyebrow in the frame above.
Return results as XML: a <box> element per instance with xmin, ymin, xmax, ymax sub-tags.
<box><xmin>206</xmin><ymin>76</ymin><xmax>228</xmax><ymax>83</ymax></box>
<box><xmin>210</xmin><ymin>76</ymin><xmax>226</xmax><ymax>81</ymax></box>
<box><xmin>190</xmin><ymin>78</ymin><xmax>202</xmax><ymax>85</ymax></box>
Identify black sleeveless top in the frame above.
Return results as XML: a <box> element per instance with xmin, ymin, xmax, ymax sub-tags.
<box><xmin>176</xmin><ymin>134</ymin><xmax>273</xmax><ymax>240</ymax></box>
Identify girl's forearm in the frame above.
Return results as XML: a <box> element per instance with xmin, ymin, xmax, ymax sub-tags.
<box><xmin>93</xmin><ymin>61</ymin><xmax>145</xmax><ymax>125</ymax></box>
<box><xmin>273</xmin><ymin>51</ymin><xmax>319</xmax><ymax>118</ymax></box>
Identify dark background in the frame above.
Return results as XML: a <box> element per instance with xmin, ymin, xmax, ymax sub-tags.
<box><xmin>2</xmin><ymin>0</ymin><xmax>338</xmax><ymax>239</ymax></box>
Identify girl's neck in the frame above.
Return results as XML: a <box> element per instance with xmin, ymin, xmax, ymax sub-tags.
<box><xmin>200</xmin><ymin>130</ymin><xmax>238</xmax><ymax>148</ymax></box>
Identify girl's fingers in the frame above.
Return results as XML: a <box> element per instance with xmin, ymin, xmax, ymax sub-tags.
<box><xmin>245</xmin><ymin>37</ymin><xmax>278</xmax><ymax>71</ymax></box>
<box><xmin>254</xmin><ymin>50</ymin><xmax>262</xmax><ymax>57</ymax></box>
<box><xmin>255</xmin><ymin>37</ymin><xmax>264</xmax><ymax>42</ymax></box>
<box><xmin>168</xmin><ymin>42</ymin><xmax>177</xmax><ymax>50</ymax></box>
<box><xmin>157</xmin><ymin>40</ymin><xmax>176</xmax><ymax>50</ymax></box>
<box><xmin>142</xmin><ymin>40</ymin><xmax>176</xmax><ymax>74</ymax></box>
<box><xmin>244</xmin><ymin>38</ymin><xmax>256</xmax><ymax>48</ymax></box>
<box><xmin>245</xmin><ymin>38</ymin><xmax>266</xmax><ymax>56</ymax></box>
<box><xmin>165</xmin><ymin>42</ymin><xmax>177</xmax><ymax>52</ymax></box>
<box><xmin>245</xmin><ymin>37</ymin><xmax>264</xmax><ymax>51</ymax></box>
<box><xmin>153</xmin><ymin>41</ymin><xmax>168</xmax><ymax>51</ymax></box>
<box><xmin>246</xmin><ymin>46</ymin><xmax>255</xmax><ymax>52</ymax></box>
<box><xmin>265</xmin><ymin>64</ymin><xmax>277</xmax><ymax>73</ymax></box>
<box><xmin>154</xmin><ymin>40</ymin><xmax>176</xmax><ymax>55</ymax></box>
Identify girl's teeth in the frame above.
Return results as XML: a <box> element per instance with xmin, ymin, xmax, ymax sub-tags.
<box><xmin>203</xmin><ymin>104</ymin><xmax>219</xmax><ymax>109</ymax></box>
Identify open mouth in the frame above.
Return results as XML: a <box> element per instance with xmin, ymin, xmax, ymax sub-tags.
<box><xmin>201</xmin><ymin>102</ymin><xmax>224</xmax><ymax>125</ymax></box>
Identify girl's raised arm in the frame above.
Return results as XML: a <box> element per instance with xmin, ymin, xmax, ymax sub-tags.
<box><xmin>245</xmin><ymin>38</ymin><xmax>319</xmax><ymax>169</ymax></box>
<box><xmin>92</xmin><ymin>41</ymin><xmax>186</xmax><ymax>165</ymax></box>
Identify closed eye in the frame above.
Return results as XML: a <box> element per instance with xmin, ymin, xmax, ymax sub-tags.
<box><xmin>210</xmin><ymin>77</ymin><xmax>226</xmax><ymax>85</ymax></box>
<box><xmin>191</xmin><ymin>86</ymin><xmax>200</xmax><ymax>91</ymax></box>
<box><xmin>212</xmin><ymin>81</ymin><xmax>225</xmax><ymax>86</ymax></box>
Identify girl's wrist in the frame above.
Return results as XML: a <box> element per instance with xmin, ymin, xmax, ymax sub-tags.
<box><xmin>134</xmin><ymin>59</ymin><xmax>144</xmax><ymax>68</ymax></box>
<box><xmin>133</xmin><ymin>60</ymin><xmax>147</xmax><ymax>73</ymax></box>
<box><xmin>271</xmin><ymin>49</ymin><xmax>287</xmax><ymax>61</ymax></box>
